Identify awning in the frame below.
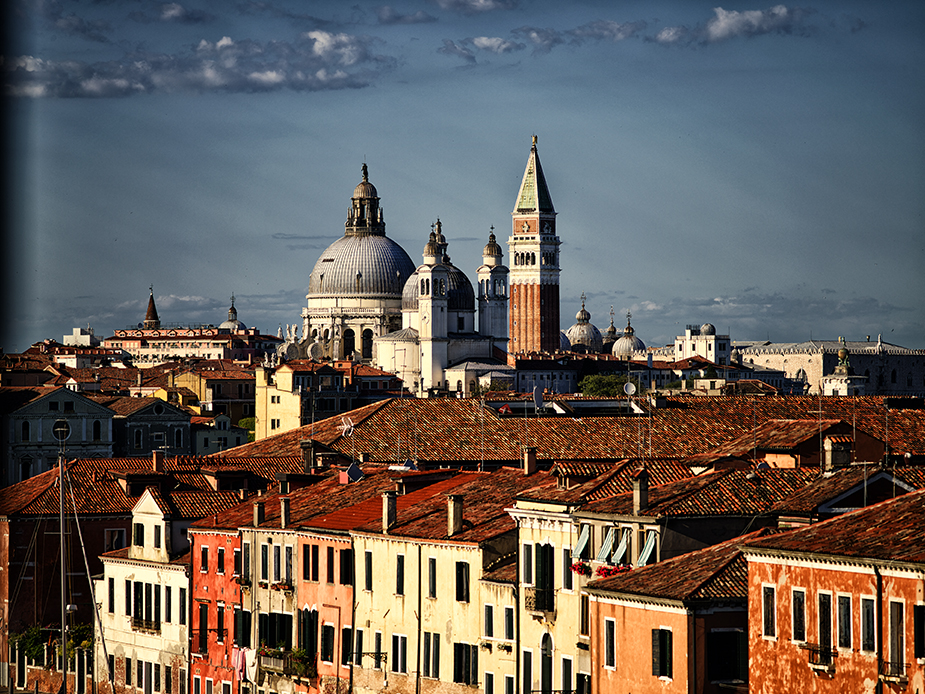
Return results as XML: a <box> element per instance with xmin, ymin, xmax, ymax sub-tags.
<box><xmin>612</xmin><ymin>530</ymin><xmax>629</xmax><ymax>564</ymax></box>
<box><xmin>572</xmin><ymin>524</ymin><xmax>590</xmax><ymax>559</ymax></box>
<box><xmin>596</xmin><ymin>528</ymin><xmax>615</xmax><ymax>562</ymax></box>
<box><xmin>636</xmin><ymin>530</ymin><xmax>657</xmax><ymax>567</ymax></box>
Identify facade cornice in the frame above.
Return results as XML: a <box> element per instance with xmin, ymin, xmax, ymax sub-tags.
<box><xmin>741</xmin><ymin>546</ymin><xmax>925</xmax><ymax>576</ymax></box>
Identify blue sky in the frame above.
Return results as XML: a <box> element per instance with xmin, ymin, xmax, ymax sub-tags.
<box><xmin>4</xmin><ymin>0</ymin><xmax>924</xmax><ymax>354</ymax></box>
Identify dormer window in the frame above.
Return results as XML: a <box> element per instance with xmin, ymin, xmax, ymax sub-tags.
<box><xmin>133</xmin><ymin>523</ymin><xmax>144</xmax><ymax>547</ymax></box>
<box><xmin>154</xmin><ymin>525</ymin><xmax>162</xmax><ymax>549</ymax></box>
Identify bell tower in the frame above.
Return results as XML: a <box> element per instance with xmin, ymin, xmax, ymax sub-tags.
<box><xmin>508</xmin><ymin>136</ymin><xmax>560</xmax><ymax>353</ymax></box>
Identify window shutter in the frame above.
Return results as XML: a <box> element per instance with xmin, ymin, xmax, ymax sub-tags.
<box><xmin>470</xmin><ymin>645</ymin><xmax>479</xmax><ymax>685</ymax></box>
<box><xmin>258</xmin><ymin>613</ymin><xmax>269</xmax><ymax>647</ymax></box>
<box><xmin>664</xmin><ymin>630</ymin><xmax>672</xmax><ymax>678</ymax></box>
<box><xmin>154</xmin><ymin>585</ymin><xmax>161</xmax><ymax>624</ymax></box>
<box><xmin>651</xmin><ymin>629</ymin><xmax>660</xmax><ymax>677</ymax></box>
<box><xmin>454</xmin><ymin>643</ymin><xmax>463</xmax><ymax>683</ymax></box>
<box><xmin>433</xmin><ymin>636</ymin><xmax>440</xmax><ymax>679</ymax></box>
<box><xmin>423</xmin><ymin>634</ymin><xmax>431</xmax><ymax>678</ymax></box>
<box><xmin>915</xmin><ymin>605</ymin><xmax>925</xmax><ymax>659</ymax></box>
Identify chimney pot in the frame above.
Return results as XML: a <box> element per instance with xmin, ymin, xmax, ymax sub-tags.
<box><xmin>382</xmin><ymin>491</ymin><xmax>397</xmax><ymax>534</ymax></box>
<box><xmin>523</xmin><ymin>447</ymin><xmax>537</xmax><ymax>475</ymax></box>
<box><xmin>253</xmin><ymin>500</ymin><xmax>265</xmax><ymax>527</ymax></box>
<box><xmin>152</xmin><ymin>450</ymin><xmax>164</xmax><ymax>472</ymax></box>
<box><xmin>280</xmin><ymin>497</ymin><xmax>291</xmax><ymax>528</ymax></box>
<box><xmin>448</xmin><ymin>494</ymin><xmax>464</xmax><ymax>536</ymax></box>
<box><xmin>632</xmin><ymin>467</ymin><xmax>649</xmax><ymax>515</ymax></box>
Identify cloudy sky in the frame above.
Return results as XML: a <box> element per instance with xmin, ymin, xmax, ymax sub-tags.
<box><xmin>4</xmin><ymin>0</ymin><xmax>924</xmax><ymax>355</ymax></box>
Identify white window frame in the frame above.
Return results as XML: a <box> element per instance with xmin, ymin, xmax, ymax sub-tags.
<box><xmin>604</xmin><ymin>618</ymin><xmax>616</xmax><ymax>669</ymax></box>
<box><xmin>791</xmin><ymin>587</ymin><xmax>806</xmax><ymax>644</ymax></box>
<box><xmin>860</xmin><ymin>594</ymin><xmax>877</xmax><ymax>653</ymax></box>
<box><xmin>836</xmin><ymin>592</ymin><xmax>853</xmax><ymax>651</ymax></box>
<box><xmin>762</xmin><ymin>583</ymin><xmax>777</xmax><ymax>640</ymax></box>
<box><xmin>523</xmin><ymin>543</ymin><xmax>533</xmax><ymax>585</ymax></box>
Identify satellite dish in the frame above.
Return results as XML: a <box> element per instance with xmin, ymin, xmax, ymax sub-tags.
<box><xmin>344</xmin><ymin>462</ymin><xmax>364</xmax><ymax>483</ymax></box>
<box><xmin>533</xmin><ymin>385</ymin><xmax>544</xmax><ymax>409</ymax></box>
<box><xmin>338</xmin><ymin>417</ymin><xmax>354</xmax><ymax>437</ymax></box>
<box><xmin>624</xmin><ymin>382</ymin><xmax>637</xmax><ymax>396</ymax></box>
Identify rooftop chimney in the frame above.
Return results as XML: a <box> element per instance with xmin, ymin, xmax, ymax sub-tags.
<box><xmin>523</xmin><ymin>447</ymin><xmax>537</xmax><ymax>476</ymax></box>
<box><xmin>300</xmin><ymin>439</ymin><xmax>317</xmax><ymax>472</ymax></box>
<box><xmin>447</xmin><ymin>494</ymin><xmax>464</xmax><ymax>537</ymax></box>
<box><xmin>253</xmin><ymin>500</ymin><xmax>265</xmax><ymax>527</ymax></box>
<box><xmin>632</xmin><ymin>466</ymin><xmax>649</xmax><ymax>515</ymax></box>
<box><xmin>382</xmin><ymin>491</ymin><xmax>397</xmax><ymax>534</ymax></box>
<box><xmin>824</xmin><ymin>437</ymin><xmax>851</xmax><ymax>471</ymax></box>
<box><xmin>152</xmin><ymin>450</ymin><xmax>164</xmax><ymax>472</ymax></box>
<box><xmin>280</xmin><ymin>497</ymin><xmax>290</xmax><ymax>528</ymax></box>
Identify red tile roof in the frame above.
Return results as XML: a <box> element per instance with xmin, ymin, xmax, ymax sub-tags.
<box><xmin>585</xmin><ymin>528</ymin><xmax>776</xmax><ymax>603</ymax></box>
<box><xmin>743</xmin><ymin>488</ymin><xmax>925</xmax><ymax>564</ymax></box>
<box><xmin>525</xmin><ymin>459</ymin><xmax>695</xmax><ymax>505</ymax></box>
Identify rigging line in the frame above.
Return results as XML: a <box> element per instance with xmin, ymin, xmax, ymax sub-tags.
<box><xmin>65</xmin><ymin>468</ymin><xmax>114</xmax><ymax>686</ymax></box>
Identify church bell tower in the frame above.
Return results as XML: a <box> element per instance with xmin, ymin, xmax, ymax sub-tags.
<box><xmin>508</xmin><ymin>136</ymin><xmax>560</xmax><ymax>353</ymax></box>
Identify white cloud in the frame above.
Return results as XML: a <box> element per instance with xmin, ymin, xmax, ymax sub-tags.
<box><xmin>471</xmin><ymin>36</ymin><xmax>524</xmax><ymax>53</ymax></box>
<box><xmin>435</xmin><ymin>0</ymin><xmax>518</xmax><ymax>14</ymax></box>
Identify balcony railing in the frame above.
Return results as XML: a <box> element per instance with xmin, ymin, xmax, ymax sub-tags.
<box><xmin>802</xmin><ymin>643</ymin><xmax>836</xmax><ymax>672</ymax></box>
<box><xmin>259</xmin><ymin>654</ymin><xmax>289</xmax><ymax>674</ymax></box>
<box><xmin>258</xmin><ymin>652</ymin><xmax>318</xmax><ymax>679</ymax></box>
<box><xmin>131</xmin><ymin>617</ymin><xmax>161</xmax><ymax>633</ymax></box>
<box><xmin>880</xmin><ymin>660</ymin><xmax>908</xmax><ymax>684</ymax></box>
<box><xmin>524</xmin><ymin>587</ymin><xmax>555</xmax><ymax>613</ymax></box>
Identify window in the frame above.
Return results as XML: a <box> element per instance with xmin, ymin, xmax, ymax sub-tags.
<box><xmin>354</xmin><ymin>629</ymin><xmax>364</xmax><ymax>668</ymax></box>
<box><xmin>456</xmin><ymin>561</ymin><xmax>470</xmax><ymax>602</ymax></box>
<box><xmin>579</xmin><ymin>595</ymin><xmax>589</xmax><ymax>636</ymax></box>
<box><xmin>243</xmin><ymin>543</ymin><xmax>251</xmax><ymax>580</ymax></box>
<box><xmin>396</xmin><ymin>555</ymin><xmax>405</xmax><ymax>595</ymax></box>
<box><xmin>504</xmin><ymin>607</ymin><xmax>515</xmax><ymax>640</ymax></box>
<box><xmin>523</xmin><ymin>650</ymin><xmax>533</xmax><ymax>694</ymax></box>
<box><xmin>596</xmin><ymin>528</ymin><xmax>615</xmax><ymax>563</ymax></box>
<box><xmin>192</xmin><ymin>676</ymin><xmax>200</xmax><ymax>694</ymax></box>
<box><xmin>915</xmin><ymin>605</ymin><xmax>925</xmax><ymax>660</ymax></box>
<box><xmin>707</xmin><ymin>630</ymin><xmax>746</xmax><ymax>682</ymax></box>
<box><xmin>534</xmin><ymin>544</ymin><xmax>554</xmax><ymax>611</ymax></box>
<box><xmin>890</xmin><ymin>601</ymin><xmax>905</xmax><ymax>673</ymax></box>
<box><xmin>285</xmin><ymin>546</ymin><xmax>293</xmax><ymax>584</ymax></box>
<box><xmin>428</xmin><ymin>557</ymin><xmax>437</xmax><ymax>598</ymax></box>
<box><xmin>201</xmin><ymin>546</ymin><xmax>208</xmax><ymax>573</ymax></box>
<box><xmin>260</xmin><ymin>545</ymin><xmax>269</xmax><ymax>581</ymax></box>
<box><xmin>339</xmin><ymin>549</ymin><xmax>353</xmax><ymax>585</ymax></box>
<box><xmin>573</xmin><ymin>525</ymin><xmax>591</xmax><ymax>560</ymax></box>
<box><xmin>311</xmin><ymin>545</ymin><xmax>319</xmax><ymax>582</ymax></box>
<box><xmin>374</xmin><ymin>632</ymin><xmax>383</xmax><ymax>671</ymax></box>
<box><xmin>154</xmin><ymin>664</ymin><xmax>161</xmax><ymax>692</ymax></box>
<box><xmin>505</xmin><ymin>676</ymin><xmax>515</xmax><ymax>694</ymax></box>
<box><xmin>198</xmin><ymin>604</ymin><xmax>208</xmax><ymax>654</ymax></box>
<box><xmin>134</xmin><ymin>430</ymin><xmax>143</xmax><ymax>449</ymax></box>
<box><xmin>762</xmin><ymin>586</ymin><xmax>776</xmax><ymax>637</ymax></box>
<box><xmin>862</xmin><ymin>597</ymin><xmax>876</xmax><ymax>651</ymax></box>
<box><xmin>154</xmin><ymin>526</ymin><xmax>162</xmax><ymax>549</ymax></box>
<box><xmin>126</xmin><ymin>657</ymin><xmax>132</xmax><ymax>686</ymax></box>
<box><xmin>326</xmin><ymin>546</ymin><xmax>335</xmax><ymax>583</ymax></box>
<box><xmin>484</xmin><ymin>605</ymin><xmax>494</xmax><ymax>638</ymax></box>
<box><xmin>179</xmin><ymin>588</ymin><xmax>187</xmax><ymax>625</ymax></box>
<box><xmin>21</xmin><ymin>421</ymin><xmax>30</xmax><ymax>442</ymax></box>
<box><xmin>523</xmin><ymin>543</ymin><xmax>533</xmax><ymax>584</ymax></box>
<box><xmin>485</xmin><ymin>672</ymin><xmax>495</xmax><ymax>694</ymax></box>
<box><xmin>422</xmin><ymin>632</ymin><xmax>440</xmax><ymax>678</ymax></box>
<box><xmin>179</xmin><ymin>670</ymin><xmax>186</xmax><ymax>694</ymax></box>
<box><xmin>303</xmin><ymin>545</ymin><xmax>312</xmax><ymax>581</ymax></box>
<box><xmin>453</xmin><ymin>643</ymin><xmax>478</xmax><ymax>685</ymax></box>
<box><xmin>636</xmin><ymin>530</ymin><xmax>657</xmax><ymax>566</ymax></box>
<box><xmin>165</xmin><ymin>666</ymin><xmax>172</xmax><ymax>694</ymax></box>
<box><xmin>233</xmin><ymin>549</ymin><xmax>241</xmax><ymax>576</ymax></box>
<box><xmin>837</xmin><ymin>595</ymin><xmax>852</xmax><ymax>649</ymax></box>
<box><xmin>818</xmin><ymin>593</ymin><xmax>832</xmax><ymax>654</ymax></box>
<box><xmin>342</xmin><ymin>627</ymin><xmax>353</xmax><ymax>665</ymax></box>
<box><xmin>604</xmin><ymin>619</ymin><xmax>616</xmax><ymax>668</ymax></box>
<box><xmin>48</xmin><ymin>401</ymin><xmax>59</xmax><ymax>411</ymax></box>
<box><xmin>108</xmin><ymin>577</ymin><xmax>115</xmax><ymax>614</ymax></box>
<box><xmin>217</xmin><ymin>605</ymin><xmax>225</xmax><ymax>643</ymax></box>
<box><xmin>134</xmin><ymin>523</ymin><xmax>144</xmax><ymax>547</ymax></box>
<box><xmin>391</xmin><ymin>634</ymin><xmax>408</xmax><ymax>673</ymax></box>
<box><xmin>235</xmin><ymin>609</ymin><xmax>253</xmax><ymax>648</ymax></box>
<box><xmin>652</xmin><ymin>628</ymin><xmax>672</xmax><ymax>678</ymax></box>
<box><xmin>273</xmin><ymin>545</ymin><xmax>281</xmax><ymax>582</ymax></box>
<box><xmin>321</xmin><ymin>625</ymin><xmax>335</xmax><ymax>662</ymax></box>
<box><xmin>165</xmin><ymin>587</ymin><xmax>172</xmax><ymax>623</ymax></box>
<box><xmin>561</xmin><ymin>657</ymin><xmax>573</xmax><ymax>694</ymax></box>
<box><xmin>364</xmin><ymin>551</ymin><xmax>373</xmax><ymax>591</ymax></box>
<box><xmin>792</xmin><ymin>589</ymin><xmax>806</xmax><ymax>642</ymax></box>
<box><xmin>562</xmin><ymin>548</ymin><xmax>573</xmax><ymax>590</ymax></box>
<box><xmin>217</xmin><ymin>547</ymin><xmax>225</xmax><ymax>574</ymax></box>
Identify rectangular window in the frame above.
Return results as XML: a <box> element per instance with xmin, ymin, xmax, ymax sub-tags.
<box><xmin>193</xmin><ymin>677</ymin><xmax>200</xmax><ymax>694</ymax></box>
<box><xmin>165</xmin><ymin>587</ymin><xmax>172</xmax><ymax>623</ymax></box>
<box><xmin>422</xmin><ymin>632</ymin><xmax>440</xmax><ymax>678</ymax></box>
<box><xmin>134</xmin><ymin>581</ymin><xmax>143</xmax><ymax>620</ymax></box>
<box><xmin>134</xmin><ymin>523</ymin><xmax>144</xmax><ymax>547</ymax></box>
<box><xmin>126</xmin><ymin>658</ymin><xmax>132</xmax><ymax>686</ymax></box>
<box><xmin>242</xmin><ymin>543</ymin><xmax>251</xmax><ymax>581</ymax></box>
<box><xmin>321</xmin><ymin>625</ymin><xmax>336</xmax><ymax>663</ymax></box>
<box><xmin>523</xmin><ymin>650</ymin><xmax>532</xmax><ymax>694</ymax></box>
<box><xmin>311</xmin><ymin>544</ymin><xmax>319</xmax><ymax>582</ymax></box>
<box><xmin>326</xmin><ymin>546</ymin><xmax>335</xmax><ymax>583</ymax></box>
<box><xmin>154</xmin><ymin>664</ymin><xmax>160</xmax><ymax>692</ymax></box>
<box><xmin>561</xmin><ymin>657</ymin><xmax>573</xmax><ymax>694</ymax></box>
<box><xmin>137</xmin><ymin>662</ymin><xmax>143</xmax><ymax>688</ymax></box>
<box><xmin>762</xmin><ymin>586</ymin><xmax>776</xmax><ymax>638</ymax></box>
<box><xmin>374</xmin><ymin>632</ymin><xmax>383</xmax><ymax>671</ymax></box>
<box><xmin>523</xmin><ymin>543</ymin><xmax>533</xmax><ymax>584</ymax></box>
<box><xmin>217</xmin><ymin>605</ymin><xmax>225</xmax><ymax>643</ymax></box>
<box><xmin>862</xmin><ymin>597</ymin><xmax>876</xmax><ymax>651</ymax></box>
<box><xmin>179</xmin><ymin>588</ymin><xmax>187</xmax><ymax>625</ymax></box>
<box><xmin>303</xmin><ymin>545</ymin><xmax>312</xmax><ymax>581</ymax></box>
<box><xmin>260</xmin><ymin>545</ymin><xmax>269</xmax><ymax>581</ymax></box>
<box><xmin>154</xmin><ymin>585</ymin><xmax>161</xmax><ymax>624</ymax></box>
<box><xmin>890</xmin><ymin>601</ymin><xmax>905</xmax><ymax>671</ymax></box>
<box><xmin>201</xmin><ymin>546</ymin><xmax>209</xmax><ymax>573</ymax></box>
<box><xmin>396</xmin><ymin>554</ymin><xmax>405</xmax><ymax>595</ymax></box>
<box><xmin>652</xmin><ymin>628</ymin><xmax>673</xmax><ymax>678</ymax></box>
<box><xmin>108</xmin><ymin>577</ymin><xmax>115</xmax><ymax>614</ymax></box>
<box><xmin>456</xmin><ymin>561</ymin><xmax>470</xmax><ymax>602</ymax></box>
<box><xmin>574</xmin><ymin>524</ymin><xmax>591</xmax><ymax>560</ymax></box>
<box><xmin>205</xmin><ymin>679</ymin><xmax>212</xmax><ymax>694</ymax></box>
<box><xmin>504</xmin><ymin>607</ymin><xmax>515</xmax><ymax>640</ymax></box>
<box><xmin>428</xmin><ymin>557</ymin><xmax>437</xmax><ymax>598</ymax></box>
<box><xmin>837</xmin><ymin>595</ymin><xmax>852</xmax><ymax>649</ymax></box>
<box><xmin>915</xmin><ymin>604</ymin><xmax>925</xmax><ymax>660</ymax></box>
<box><xmin>342</xmin><ymin>627</ymin><xmax>353</xmax><ymax>665</ymax></box>
<box><xmin>484</xmin><ymin>604</ymin><xmax>494</xmax><ymax>638</ymax></box>
<box><xmin>391</xmin><ymin>635</ymin><xmax>407</xmax><ymax>673</ymax></box>
<box><xmin>792</xmin><ymin>589</ymin><xmax>806</xmax><ymax>642</ymax></box>
<box><xmin>604</xmin><ymin>619</ymin><xmax>616</xmax><ymax>668</ymax></box>
<box><xmin>339</xmin><ymin>548</ymin><xmax>353</xmax><ymax>585</ymax></box>
<box><xmin>562</xmin><ymin>548</ymin><xmax>573</xmax><ymax>591</ymax></box>
<box><xmin>365</xmin><ymin>551</ymin><xmax>373</xmax><ymax>591</ymax></box>
<box><xmin>145</xmin><ymin>583</ymin><xmax>153</xmax><ymax>621</ymax></box>
<box><xmin>199</xmin><ymin>604</ymin><xmax>209</xmax><ymax>654</ymax></box>
<box><xmin>453</xmin><ymin>643</ymin><xmax>478</xmax><ymax>685</ymax></box>
<box><xmin>707</xmin><ymin>630</ymin><xmax>747</xmax><ymax>682</ymax></box>
<box><xmin>354</xmin><ymin>630</ymin><xmax>364</xmax><ymax>668</ymax></box>
<box><xmin>126</xmin><ymin>579</ymin><xmax>132</xmax><ymax>615</ymax></box>
<box><xmin>180</xmin><ymin>670</ymin><xmax>187</xmax><ymax>694</ymax></box>
<box><xmin>233</xmin><ymin>549</ymin><xmax>241</xmax><ymax>577</ymax></box>
<box><xmin>505</xmin><ymin>676</ymin><xmax>515</xmax><ymax>694</ymax></box>
<box><xmin>818</xmin><ymin>593</ymin><xmax>832</xmax><ymax>652</ymax></box>
<box><xmin>217</xmin><ymin>547</ymin><xmax>225</xmax><ymax>574</ymax></box>
<box><xmin>273</xmin><ymin>545</ymin><xmax>281</xmax><ymax>582</ymax></box>
<box><xmin>579</xmin><ymin>595</ymin><xmax>590</xmax><ymax>636</ymax></box>
<box><xmin>285</xmin><ymin>546</ymin><xmax>293</xmax><ymax>584</ymax></box>
<box><xmin>485</xmin><ymin>672</ymin><xmax>494</xmax><ymax>694</ymax></box>
<box><xmin>154</xmin><ymin>526</ymin><xmax>162</xmax><ymax>549</ymax></box>
<box><xmin>165</xmin><ymin>667</ymin><xmax>172</xmax><ymax>694</ymax></box>
<box><xmin>535</xmin><ymin>544</ymin><xmax>554</xmax><ymax>610</ymax></box>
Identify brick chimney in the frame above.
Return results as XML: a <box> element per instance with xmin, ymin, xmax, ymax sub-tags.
<box><xmin>447</xmin><ymin>495</ymin><xmax>464</xmax><ymax>536</ymax></box>
<box><xmin>382</xmin><ymin>491</ymin><xmax>397</xmax><ymax>534</ymax></box>
<box><xmin>253</xmin><ymin>500</ymin><xmax>265</xmax><ymax>527</ymax></box>
<box><xmin>152</xmin><ymin>450</ymin><xmax>164</xmax><ymax>472</ymax></box>
<box><xmin>300</xmin><ymin>439</ymin><xmax>317</xmax><ymax>472</ymax></box>
<box><xmin>632</xmin><ymin>466</ymin><xmax>649</xmax><ymax>515</ymax></box>
<box><xmin>824</xmin><ymin>437</ymin><xmax>851</xmax><ymax>471</ymax></box>
<box><xmin>280</xmin><ymin>497</ymin><xmax>290</xmax><ymax>528</ymax></box>
<box><xmin>523</xmin><ymin>447</ymin><xmax>537</xmax><ymax>475</ymax></box>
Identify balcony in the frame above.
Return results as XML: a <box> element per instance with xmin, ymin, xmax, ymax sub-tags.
<box><xmin>802</xmin><ymin>643</ymin><xmax>836</xmax><ymax>673</ymax></box>
<box><xmin>131</xmin><ymin>616</ymin><xmax>161</xmax><ymax>633</ymax></box>
<box><xmin>258</xmin><ymin>651</ymin><xmax>317</xmax><ymax>680</ymax></box>
<box><xmin>879</xmin><ymin>661</ymin><xmax>908</xmax><ymax>685</ymax></box>
<box><xmin>525</xmin><ymin>587</ymin><xmax>555</xmax><ymax>614</ymax></box>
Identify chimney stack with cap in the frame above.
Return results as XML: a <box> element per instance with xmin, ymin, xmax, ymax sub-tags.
<box><xmin>632</xmin><ymin>466</ymin><xmax>649</xmax><ymax>515</ymax></box>
<box><xmin>152</xmin><ymin>450</ymin><xmax>164</xmax><ymax>472</ymax></box>
<box><xmin>447</xmin><ymin>495</ymin><xmax>464</xmax><ymax>537</ymax></box>
<box><xmin>300</xmin><ymin>439</ymin><xmax>317</xmax><ymax>472</ymax></box>
<box><xmin>280</xmin><ymin>497</ymin><xmax>290</xmax><ymax>528</ymax></box>
<box><xmin>523</xmin><ymin>447</ymin><xmax>537</xmax><ymax>476</ymax></box>
<box><xmin>253</xmin><ymin>500</ymin><xmax>265</xmax><ymax>527</ymax></box>
<box><xmin>382</xmin><ymin>491</ymin><xmax>397</xmax><ymax>534</ymax></box>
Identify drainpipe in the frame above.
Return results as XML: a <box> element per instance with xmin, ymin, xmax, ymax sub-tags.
<box><xmin>415</xmin><ymin>544</ymin><xmax>422</xmax><ymax>694</ymax></box>
<box><xmin>515</xmin><ymin>530</ymin><xmax>521</xmax><ymax>694</ymax></box>
<box><xmin>875</xmin><ymin>566</ymin><xmax>883</xmax><ymax>694</ymax></box>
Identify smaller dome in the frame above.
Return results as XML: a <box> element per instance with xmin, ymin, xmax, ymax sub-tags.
<box><xmin>353</xmin><ymin>163</ymin><xmax>378</xmax><ymax>199</ymax></box>
<box><xmin>483</xmin><ymin>228</ymin><xmax>502</xmax><ymax>258</ymax></box>
<box><xmin>701</xmin><ymin>323</ymin><xmax>716</xmax><ymax>335</ymax></box>
<box><xmin>612</xmin><ymin>312</ymin><xmax>646</xmax><ymax>357</ymax></box>
<box><xmin>565</xmin><ymin>294</ymin><xmax>602</xmax><ymax>352</ymax></box>
<box><xmin>219</xmin><ymin>296</ymin><xmax>245</xmax><ymax>331</ymax></box>
<box><xmin>423</xmin><ymin>231</ymin><xmax>440</xmax><ymax>259</ymax></box>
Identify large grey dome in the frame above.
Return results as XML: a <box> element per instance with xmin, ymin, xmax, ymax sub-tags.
<box><xmin>219</xmin><ymin>297</ymin><xmax>245</xmax><ymax>330</ymax></box>
<box><xmin>402</xmin><ymin>263</ymin><xmax>475</xmax><ymax>312</ymax></box>
<box><xmin>309</xmin><ymin>235</ymin><xmax>415</xmax><ymax>298</ymax></box>
<box><xmin>612</xmin><ymin>314</ymin><xmax>646</xmax><ymax>357</ymax></box>
<box><xmin>565</xmin><ymin>295</ymin><xmax>603</xmax><ymax>353</ymax></box>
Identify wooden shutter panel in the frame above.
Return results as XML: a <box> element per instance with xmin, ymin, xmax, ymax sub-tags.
<box><xmin>664</xmin><ymin>630</ymin><xmax>672</xmax><ymax>678</ymax></box>
<box><xmin>651</xmin><ymin>629</ymin><xmax>660</xmax><ymax>677</ymax></box>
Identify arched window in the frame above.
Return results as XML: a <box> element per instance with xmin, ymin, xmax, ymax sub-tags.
<box><xmin>456</xmin><ymin>380</ymin><xmax>463</xmax><ymax>392</ymax></box>
<box><xmin>134</xmin><ymin>430</ymin><xmax>143</xmax><ymax>449</ymax></box>
<box><xmin>92</xmin><ymin>420</ymin><xmax>102</xmax><ymax>441</ymax></box>
<box><xmin>175</xmin><ymin>428</ymin><xmax>183</xmax><ymax>448</ymax></box>
<box><xmin>541</xmin><ymin>634</ymin><xmax>553</xmax><ymax>694</ymax></box>
<box><xmin>21</xmin><ymin>421</ymin><xmax>30</xmax><ymax>442</ymax></box>
<box><xmin>343</xmin><ymin>329</ymin><xmax>356</xmax><ymax>358</ymax></box>
<box><xmin>362</xmin><ymin>329</ymin><xmax>374</xmax><ymax>359</ymax></box>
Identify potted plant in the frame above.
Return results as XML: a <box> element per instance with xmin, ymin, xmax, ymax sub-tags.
<box><xmin>569</xmin><ymin>561</ymin><xmax>592</xmax><ymax>577</ymax></box>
